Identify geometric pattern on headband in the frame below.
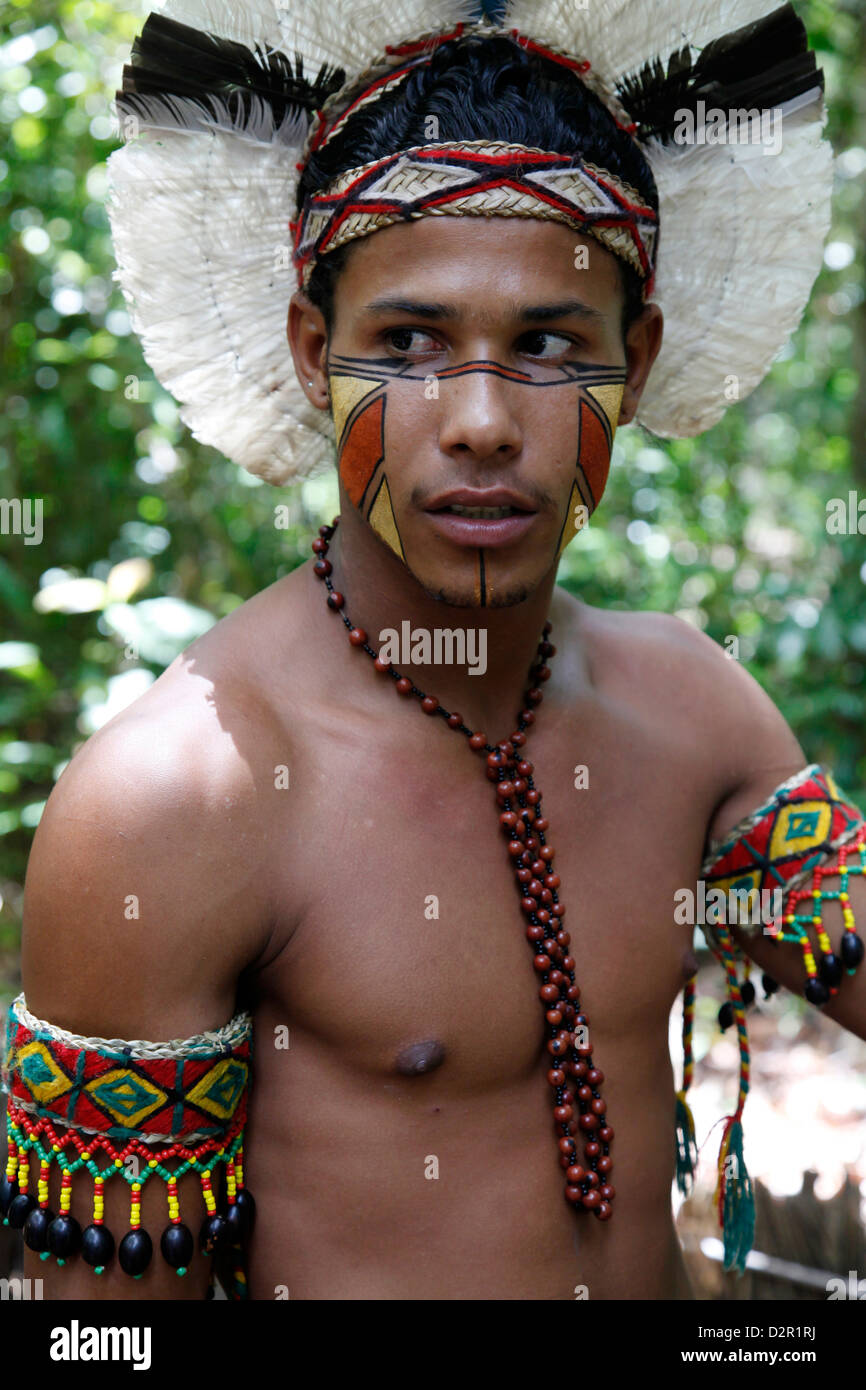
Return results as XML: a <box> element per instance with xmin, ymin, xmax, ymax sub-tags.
<box><xmin>293</xmin><ymin>141</ymin><xmax>658</xmax><ymax>291</ymax></box>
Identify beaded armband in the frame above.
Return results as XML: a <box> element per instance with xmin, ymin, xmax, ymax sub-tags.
<box><xmin>1</xmin><ymin>996</ymin><xmax>254</xmax><ymax>1298</ymax></box>
<box><xmin>674</xmin><ymin>764</ymin><xmax>865</xmax><ymax>1275</ymax></box>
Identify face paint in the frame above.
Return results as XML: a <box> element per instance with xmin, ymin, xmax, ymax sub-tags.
<box><xmin>328</xmin><ymin>356</ymin><xmax>626</xmax><ymax>596</ymax></box>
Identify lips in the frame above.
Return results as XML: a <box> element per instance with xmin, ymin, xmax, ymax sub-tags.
<box><xmin>425</xmin><ymin>487</ymin><xmax>537</xmax><ymax>516</ymax></box>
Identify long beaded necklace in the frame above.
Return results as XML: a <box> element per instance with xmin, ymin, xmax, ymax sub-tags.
<box><xmin>312</xmin><ymin>518</ymin><xmax>614</xmax><ymax>1222</ymax></box>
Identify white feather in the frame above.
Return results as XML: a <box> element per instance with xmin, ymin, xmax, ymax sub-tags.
<box><xmin>158</xmin><ymin>0</ymin><xmax>476</xmax><ymax>74</ymax></box>
<box><xmin>503</xmin><ymin>0</ymin><xmax>776</xmax><ymax>88</ymax></box>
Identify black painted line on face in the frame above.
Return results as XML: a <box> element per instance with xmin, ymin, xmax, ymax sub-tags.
<box><xmin>328</xmin><ymin>355</ymin><xmax>627</xmax><ymax>388</ymax></box>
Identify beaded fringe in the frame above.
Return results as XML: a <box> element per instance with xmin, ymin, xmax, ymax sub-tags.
<box><xmin>3</xmin><ymin>1103</ymin><xmax>251</xmax><ymax>1295</ymax></box>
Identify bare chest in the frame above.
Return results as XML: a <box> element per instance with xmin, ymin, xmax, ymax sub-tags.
<box><xmin>255</xmin><ymin>697</ymin><xmax>709</xmax><ymax>1089</ymax></box>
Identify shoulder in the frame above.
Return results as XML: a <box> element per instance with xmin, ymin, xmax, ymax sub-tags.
<box><xmin>21</xmin><ymin>595</ymin><xmax>291</xmax><ymax>1036</ymax></box>
<box><xmin>567</xmin><ymin>598</ymin><xmax>806</xmax><ymax>838</ymax></box>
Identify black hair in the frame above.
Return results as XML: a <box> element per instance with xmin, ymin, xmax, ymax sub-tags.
<box><xmin>296</xmin><ymin>33</ymin><xmax>658</xmax><ymax>339</ymax></box>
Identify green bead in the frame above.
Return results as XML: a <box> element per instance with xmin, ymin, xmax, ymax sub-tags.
<box><xmin>95</xmin><ymin>1266</ymin><xmax>104</xmax><ymax>1274</ymax></box>
<box><xmin>40</xmin><ymin>1251</ymin><xmax>49</xmax><ymax>1261</ymax></box>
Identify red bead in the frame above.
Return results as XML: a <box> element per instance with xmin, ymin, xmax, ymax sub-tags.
<box><xmin>591</xmin><ymin>1097</ymin><xmax>606</xmax><ymax>1116</ymax></box>
<box><xmin>553</xmin><ymin>1105</ymin><xmax>573</xmax><ymax>1122</ymax></box>
<box><xmin>513</xmin><ymin>779</ymin><xmax>527</xmax><ymax>795</ymax></box>
<box><xmin>311</xmin><ymin>537</ymin><xmax>327</xmax><ymax>553</ymax></box>
<box><xmin>521</xmin><ymin>895</ymin><xmax>537</xmax><ymax>912</ymax></box>
<box><xmin>578</xmin><ymin>1114</ymin><xmax>599</xmax><ymax>1131</ymax></box>
<box><xmin>566</xmin><ymin>1165</ymin><xmax>586</xmax><ymax>1184</ymax></box>
<box><xmin>600</xmin><ymin>1184</ymin><xmax>615</xmax><ymax>1200</ymax></box>
<box><xmin>545</xmin><ymin>1009</ymin><xmax>563</xmax><ymax>1025</ymax></box>
<box><xmin>349</xmin><ymin>628</ymin><xmax>367</xmax><ymax>646</ymax></box>
<box><xmin>533</xmin><ymin>954</ymin><xmax>551</xmax><ymax>973</ymax></box>
<box><xmin>537</xmin><ymin>665</ymin><xmax>551</xmax><ymax>681</ymax></box>
<box><xmin>516</xmin><ymin>867</ymin><xmax>531</xmax><ymax>883</ymax></box>
<box><xmin>595</xmin><ymin>1202</ymin><xmax>613</xmax><ymax>1221</ymax></box>
<box><xmin>526</xmin><ymin>789</ymin><xmax>540</xmax><ymax>804</ymax></box>
<box><xmin>582</xmin><ymin>1189</ymin><xmax>601</xmax><ymax>1209</ymax></box>
<box><xmin>500</xmin><ymin>811</ymin><xmax>517</xmax><ymax>828</ymax></box>
<box><xmin>421</xmin><ymin>696</ymin><xmax>438</xmax><ymax>713</ymax></box>
<box><xmin>327</xmin><ymin>591</ymin><xmax>344</xmax><ymax>609</ymax></box>
<box><xmin>564</xmin><ymin>1185</ymin><xmax>583</xmax><ymax>1204</ymax></box>
<box><xmin>577</xmin><ymin>1086</ymin><xmax>592</xmax><ymax>1102</ymax></box>
<box><xmin>447</xmin><ymin>713</ymin><xmax>462</xmax><ymax>728</ymax></box>
<box><xmin>511</xmin><ymin>732</ymin><xmax>526</xmax><ymax>747</ymax></box>
<box><xmin>586</xmin><ymin>1068</ymin><xmax>603</xmax><ymax>1085</ymax></box>
<box><xmin>558</xmin><ymin>1137</ymin><xmax>575</xmax><ymax>1155</ymax></box>
<box><xmin>395</xmin><ymin>677</ymin><xmax>412</xmax><ymax>695</ymax></box>
<box><xmin>469</xmin><ymin>732</ymin><xmax>487</xmax><ymax>750</ymax></box>
<box><xmin>517</xmin><ymin>760</ymin><xmax>532</xmax><ymax>776</ymax></box>
<box><xmin>497</xmin><ymin>781</ymin><xmax>515</xmax><ymax>799</ymax></box>
<box><xmin>521</xmin><ymin>710</ymin><xmax>535</xmax><ymax>725</ymax></box>
<box><xmin>540</xmin><ymin>889</ymin><xmax>553</xmax><ymax>905</ymax></box>
<box><xmin>540</xmin><ymin>986</ymin><xmax>560</xmax><ymax>1004</ymax></box>
<box><xmin>545</xmin><ymin>874</ymin><xmax>560</xmax><ymax>890</ymax></box>
<box><xmin>373</xmin><ymin>656</ymin><xmax>390</xmax><ymax>672</ymax></box>
<box><xmin>547</xmin><ymin>1068</ymin><xmax>566</xmax><ymax>1086</ymax></box>
<box><xmin>487</xmin><ymin>752</ymin><xmax>504</xmax><ymax>768</ymax></box>
<box><xmin>597</xmin><ymin>1156</ymin><xmax>612</xmax><ymax>1173</ymax></box>
<box><xmin>526</xmin><ymin>688</ymin><xmax>543</xmax><ymax>705</ymax></box>
<box><xmin>561</xmin><ymin>955</ymin><xmax>575</xmax><ymax>972</ymax></box>
<box><xmin>313</xmin><ymin>558</ymin><xmax>332</xmax><ymax>577</ymax></box>
<box><xmin>584</xmin><ymin>1141</ymin><xmax>600</xmax><ymax>1158</ymax></box>
<box><xmin>599</xmin><ymin>1126</ymin><xmax>614</xmax><ymax>1142</ymax></box>
<box><xmin>540</xmin><ymin>846</ymin><xmax>555</xmax><ymax>862</ymax></box>
<box><xmin>584</xmin><ymin>1170</ymin><xmax>600</xmax><ymax>1188</ymax></box>
<box><xmin>526</xmin><ymin>924</ymin><xmax>545</xmax><ymax>942</ymax></box>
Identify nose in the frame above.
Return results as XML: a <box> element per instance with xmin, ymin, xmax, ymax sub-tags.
<box><xmin>437</xmin><ymin>368</ymin><xmax>523</xmax><ymax>466</ymax></box>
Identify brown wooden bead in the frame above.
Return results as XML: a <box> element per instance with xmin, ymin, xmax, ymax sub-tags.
<box><xmin>526</xmin><ymin>925</ymin><xmax>545</xmax><ymax>942</ymax></box>
<box><xmin>547</xmin><ymin>1068</ymin><xmax>566</xmax><ymax>1086</ymax></box>
<box><xmin>591</xmin><ymin>1097</ymin><xmax>606</xmax><ymax>1116</ymax></box>
<box><xmin>533</xmin><ymin>954</ymin><xmax>551</xmax><ymax>973</ymax></box>
<box><xmin>584</xmin><ymin>1141</ymin><xmax>600</xmax><ymax>1157</ymax></box>
<box><xmin>587</xmin><ymin>1068</ymin><xmax>603</xmax><ymax>1085</ymax></box>
<box><xmin>564</xmin><ymin>1185</ymin><xmax>583</xmax><ymax>1204</ymax></box>
<box><xmin>578</xmin><ymin>1114</ymin><xmax>599</xmax><ymax>1131</ymax></box>
<box><xmin>313</xmin><ymin>558</ymin><xmax>332</xmax><ymax>577</ymax></box>
<box><xmin>327</xmin><ymin>591</ymin><xmax>345</xmax><ymax>609</ymax></box>
<box><xmin>595</xmin><ymin>1202</ymin><xmax>613</xmax><ymax>1221</ymax></box>
<box><xmin>527</xmin><ymin>879</ymin><xmax>543</xmax><ymax>897</ymax></box>
<box><xmin>558</xmin><ymin>1137</ymin><xmax>575</xmax><ymax>1155</ymax></box>
<box><xmin>577</xmin><ymin>1085</ymin><xmax>592</xmax><ymax>1102</ymax></box>
<box><xmin>597</xmin><ymin>1156</ymin><xmax>613</xmax><ymax>1174</ymax></box>
<box><xmin>561</xmin><ymin>955</ymin><xmax>575</xmax><ymax>972</ymax></box>
<box><xmin>600</xmin><ymin>1184</ymin><xmax>615</xmax><ymax>1200</ymax></box>
<box><xmin>511</xmin><ymin>731</ymin><xmax>526</xmax><ymax>747</ymax></box>
<box><xmin>545</xmin><ymin>874</ymin><xmax>560</xmax><ymax>890</ymax></box>
<box><xmin>421</xmin><ymin>696</ymin><xmax>438</xmax><ymax>714</ymax></box>
<box><xmin>545</xmin><ymin>1009</ymin><xmax>563</xmax><ymax>1026</ymax></box>
<box><xmin>395</xmin><ymin>677</ymin><xmax>412</xmax><ymax>694</ymax></box>
<box><xmin>516</xmin><ymin>868</ymin><xmax>531</xmax><ymax>883</ymax></box>
<box><xmin>554</xmin><ymin>1105</ymin><xmax>573</xmax><ymax>1122</ymax></box>
<box><xmin>566</xmin><ymin>1165</ymin><xmax>586</xmax><ymax>1184</ymax></box>
<box><xmin>311</xmin><ymin>537</ymin><xmax>327</xmax><ymax>553</ymax></box>
<box><xmin>540</xmin><ymin>889</ymin><xmax>553</xmax><ymax>905</ymax></box>
<box><xmin>540</xmin><ymin>846</ymin><xmax>555</xmax><ymax>862</ymax></box>
<box><xmin>469</xmin><ymin>732</ymin><xmax>487</xmax><ymax>750</ymax></box>
<box><xmin>500</xmin><ymin>811</ymin><xmax>517</xmax><ymax>828</ymax></box>
<box><xmin>582</xmin><ymin>1189</ymin><xmax>601</xmax><ymax>1209</ymax></box>
<box><xmin>540</xmin><ymin>985</ymin><xmax>560</xmax><ymax>1004</ymax></box>
<box><xmin>599</xmin><ymin>1126</ymin><xmax>614</xmax><ymax>1142</ymax></box>
<box><xmin>584</xmin><ymin>1171</ymin><xmax>600</xmax><ymax>1188</ymax></box>
<box><xmin>447</xmin><ymin>712</ymin><xmax>462</xmax><ymax>728</ymax></box>
<box><xmin>497</xmin><ymin>781</ymin><xmax>515</xmax><ymax>799</ymax></box>
<box><xmin>535</xmin><ymin>817</ymin><xmax>549</xmax><ymax>831</ymax></box>
<box><xmin>348</xmin><ymin>627</ymin><xmax>367</xmax><ymax>646</ymax></box>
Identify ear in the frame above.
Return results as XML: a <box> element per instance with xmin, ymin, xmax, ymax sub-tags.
<box><xmin>618</xmin><ymin>301</ymin><xmax>664</xmax><ymax>426</ymax></box>
<box><xmin>287</xmin><ymin>291</ymin><xmax>329</xmax><ymax>410</ymax></box>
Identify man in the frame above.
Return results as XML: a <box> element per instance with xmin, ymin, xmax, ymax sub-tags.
<box><xmin>5</xmin><ymin>1</ymin><xmax>864</xmax><ymax>1300</ymax></box>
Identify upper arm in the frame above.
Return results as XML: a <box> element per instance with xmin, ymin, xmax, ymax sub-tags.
<box><xmin>17</xmin><ymin>704</ymin><xmax>267</xmax><ymax>1298</ymax></box>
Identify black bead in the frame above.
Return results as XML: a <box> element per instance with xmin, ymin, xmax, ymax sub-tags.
<box><xmin>761</xmin><ymin>973</ymin><xmax>780</xmax><ymax>998</ymax></box>
<box><xmin>232</xmin><ymin>1188</ymin><xmax>256</xmax><ymax>1239</ymax></box>
<box><xmin>840</xmin><ymin>931</ymin><xmax>865</xmax><ymax>969</ymax></box>
<box><xmin>199</xmin><ymin>1213</ymin><xmax>228</xmax><ymax>1256</ymax></box>
<box><xmin>82</xmin><ymin>1223</ymin><xmax>116</xmax><ymax>1269</ymax></box>
<box><xmin>7</xmin><ymin>1193</ymin><xmax>37</xmax><ymax>1230</ymax></box>
<box><xmin>804</xmin><ymin>977</ymin><xmax>830</xmax><ymax>1006</ymax></box>
<box><xmin>47</xmin><ymin>1213</ymin><xmax>82</xmax><ymax>1257</ymax></box>
<box><xmin>740</xmin><ymin>980</ymin><xmax>756</xmax><ymax>1006</ymax></box>
<box><xmin>160</xmin><ymin>1222</ymin><xmax>194</xmax><ymax>1269</ymax></box>
<box><xmin>819</xmin><ymin>953</ymin><xmax>844</xmax><ymax>988</ymax></box>
<box><xmin>717</xmin><ymin>1001</ymin><xmax>734</xmax><ymax>1031</ymax></box>
<box><xmin>23</xmin><ymin>1206</ymin><xmax>56</xmax><ymax>1252</ymax></box>
<box><xmin>0</xmin><ymin>1174</ymin><xmax>18</xmax><ymax>1219</ymax></box>
<box><xmin>118</xmin><ymin>1228</ymin><xmax>153</xmax><ymax>1277</ymax></box>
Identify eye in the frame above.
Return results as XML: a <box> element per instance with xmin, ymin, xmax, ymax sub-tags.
<box><xmin>384</xmin><ymin>327</ymin><xmax>443</xmax><ymax>355</ymax></box>
<box><xmin>517</xmin><ymin>331</ymin><xmax>577</xmax><ymax>360</ymax></box>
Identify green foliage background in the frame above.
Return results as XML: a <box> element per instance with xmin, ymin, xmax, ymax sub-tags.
<box><xmin>1</xmin><ymin>0</ymin><xmax>865</xmax><ymax>998</ymax></box>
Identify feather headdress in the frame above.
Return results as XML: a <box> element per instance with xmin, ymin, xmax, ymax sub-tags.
<box><xmin>107</xmin><ymin>0</ymin><xmax>833</xmax><ymax>483</ymax></box>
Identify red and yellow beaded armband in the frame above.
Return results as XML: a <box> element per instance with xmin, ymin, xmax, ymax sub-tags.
<box><xmin>1</xmin><ymin>996</ymin><xmax>254</xmax><ymax>1297</ymax></box>
<box><xmin>674</xmin><ymin>765</ymin><xmax>865</xmax><ymax>1274</ymax></box>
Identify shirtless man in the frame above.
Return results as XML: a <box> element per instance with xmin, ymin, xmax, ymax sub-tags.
<box><xmin>15</xmin><ymin>10</ymin><xmax>865</xmax><ymax>1301</ymax></box>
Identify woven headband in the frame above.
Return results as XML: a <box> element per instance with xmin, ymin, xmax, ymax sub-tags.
<box><xmin>292</xmin><ymin>140</ymin><xmax>658</xmax><ymax>293</ymax></box>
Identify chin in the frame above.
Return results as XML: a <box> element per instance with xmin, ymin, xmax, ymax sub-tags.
<box><xmin>414</xmin><ymin>573</ymin><xmax>536</xmax><ymax>610</ymax></box>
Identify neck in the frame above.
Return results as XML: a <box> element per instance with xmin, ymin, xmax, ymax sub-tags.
<box><xmin>319</xmin><ymin>508</ymin><xmax>560</xmax><ymax>736</ymax></box>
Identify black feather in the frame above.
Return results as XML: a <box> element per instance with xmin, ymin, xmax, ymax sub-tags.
<box><xmin>617</xmin><ymin>3</ymin><xmax>824</xmax><ymax>144</ymax></box>
<box><xmin>116</xmin><ymin>13</ymin><xmax>346</xmax><ymax>127</ymax></box>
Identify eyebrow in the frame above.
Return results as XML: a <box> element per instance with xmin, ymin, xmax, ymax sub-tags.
<box><xmin>362</xmin><ymin>296</ymin><xmax>605</xmax><ymax>323</ymax></box>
